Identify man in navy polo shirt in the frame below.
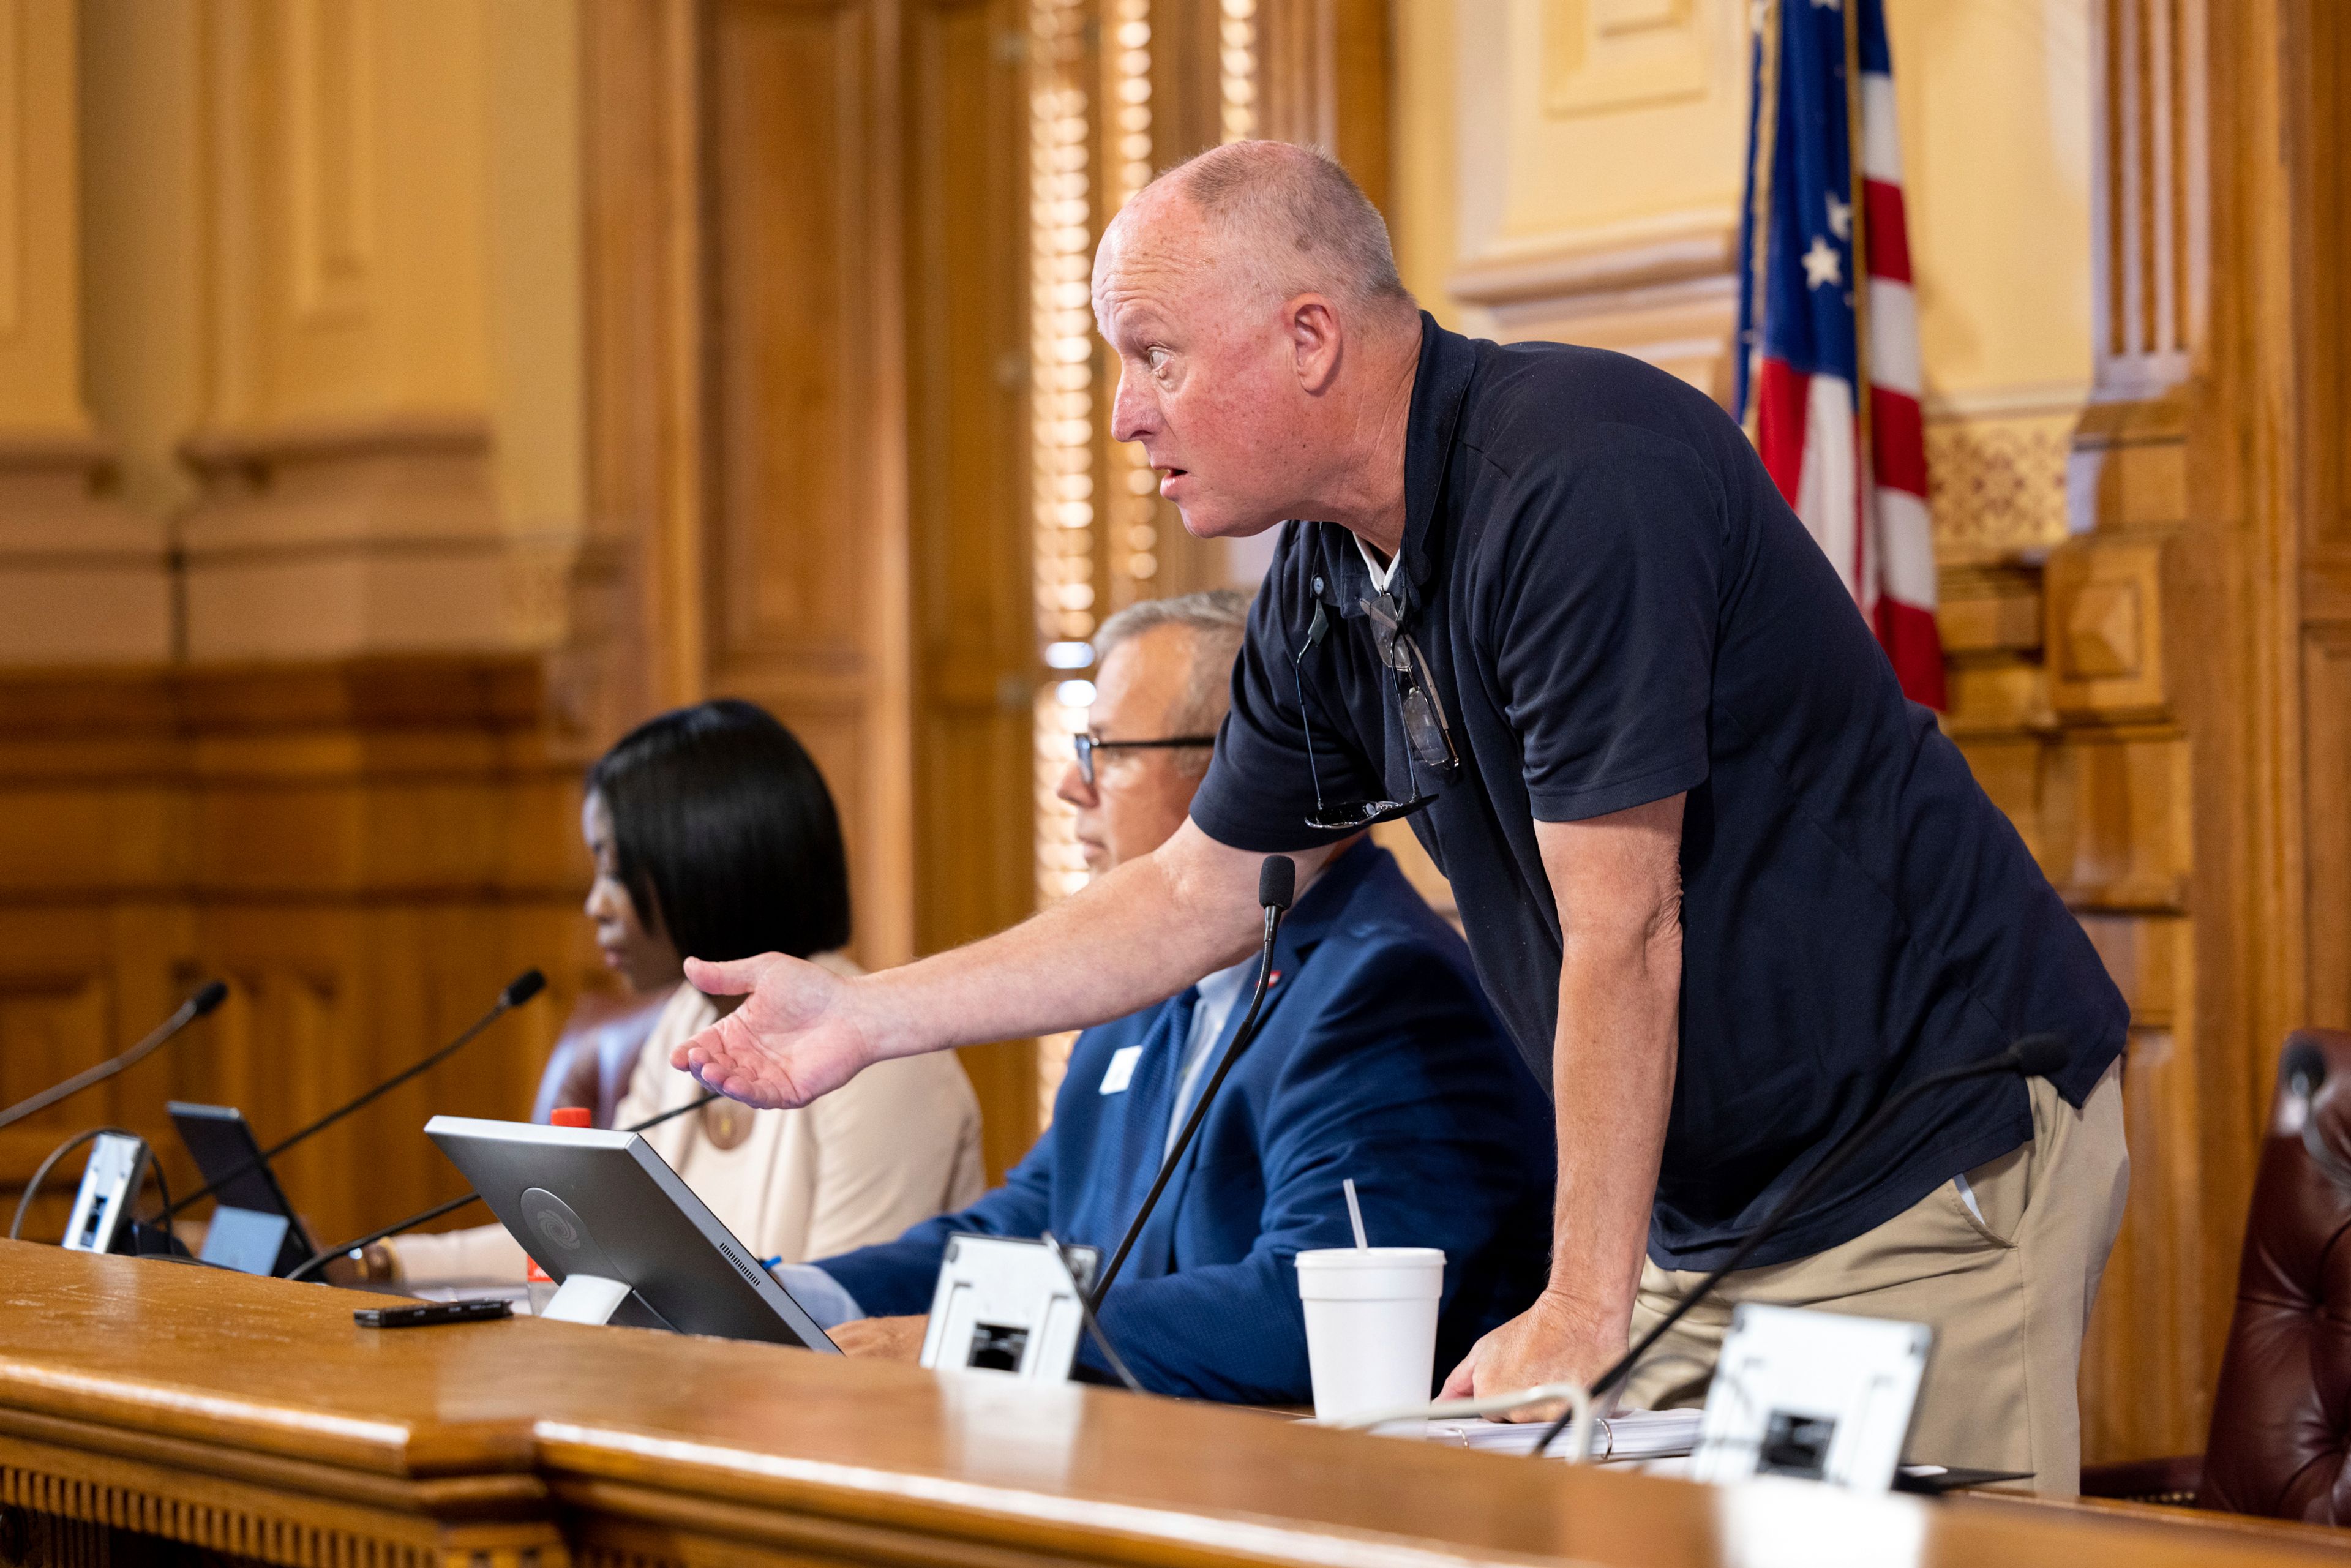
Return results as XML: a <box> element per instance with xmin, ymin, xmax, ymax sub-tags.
<box><xmin>677</xmin><ymin>142</ymin><xmax>2128</xmax><ymax>1493</ymax></box>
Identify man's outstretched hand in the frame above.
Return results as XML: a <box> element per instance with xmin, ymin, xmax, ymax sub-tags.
<box><xmin>671</xmin><ymin>953</ymin><xmax>883</xmax><ymax>1109</ymax></box>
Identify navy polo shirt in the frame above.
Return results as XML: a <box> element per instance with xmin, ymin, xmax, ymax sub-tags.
<box><xmin>1187</xmin><ymin>316</ymin><xmax>2127</xmax><ymax>1271</ymax></box>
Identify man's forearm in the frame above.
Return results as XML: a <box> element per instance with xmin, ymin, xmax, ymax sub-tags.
<box><xmin>863</xmin><ymin>822</ymin><xmax>1317</xmax><ymax>1059</ymax></box>
<box><xmin>1545</xmin><ymin>924</ymin><xmax>1681</xmax><ymax>1336</ymax></box>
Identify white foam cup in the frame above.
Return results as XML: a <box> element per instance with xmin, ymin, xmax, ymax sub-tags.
<box><xmin>1295</xmin><ymin>1246</ymin><xmax>1445</xmax><ymax>1422</ymax></box>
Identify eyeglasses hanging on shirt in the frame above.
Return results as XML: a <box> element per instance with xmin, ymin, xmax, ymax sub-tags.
<box><xmin>1291</xmin><ymin>581</ymin><xmax>1462</xmax><ymax>832</ymax></box>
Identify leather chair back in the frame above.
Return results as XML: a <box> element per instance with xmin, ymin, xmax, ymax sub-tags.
<box><xmin>528</xmin><ymin>988</ymin><xmax>671</xmax><ymax>1128</ymax></box>
<box><xmin>2201</xmin><ymin>1027</ymin><xmax>2351</xmax><ymax>1520</ymax></box>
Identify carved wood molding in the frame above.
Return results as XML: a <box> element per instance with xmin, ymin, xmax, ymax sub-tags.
<box><xmin>1924</xmin><ymin>417</ymin><xmax>2075</xmax><ymax>562</ymax></box>
<box><xmin>176</xmin><ymin>415</ymin><xmax>500</xmax><ymax>552</ymax></box>
<box><xmin>0</xmin><ymin>655</ymin><xmax>555</xmax><ymax>742</ymax></box>
<box><xmin>541</xmin><ymin>1463</ymin><xmax>1561</xmax><ymax>1568</ymax></box>
<box><xmin>0</xmin><ymin>430</ymin><xmax>174</xmax><ymax>664</ymax></box>
<box><xmin>1448</xmin><ymin>212</ymin><xmax>1738</xmax><ymax>309</ymax></box>
<box><xmin>0</xmin><ymin>1428</ymin><xmax>563</xmax><ymax>1568</ymax></box>
<box><xmin>167</xmin><ymin>411</ymin><xmax>574</xmax><ymax>661</ymax></box>
<box><xmin>1444</xmin><ymin>212</ymin><xmax>1739</xmax><ymax>399</ymax></box>
<box><xmin>179</xmin><ymin>415</ymin><xmax>494</xmax><ymax>476</ymax></box>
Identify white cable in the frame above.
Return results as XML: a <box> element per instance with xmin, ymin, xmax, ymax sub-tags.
<box><xmin>1318</xmin><ymin>1380</ymin><xmax>1598</xmax><ymax>1461</ymax></box>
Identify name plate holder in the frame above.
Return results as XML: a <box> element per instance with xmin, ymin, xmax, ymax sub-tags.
<box><xmin>920</xmin><ymin>1234</ymin><xmax>1098</xmax><ymax>1381</ymax></box>
<box><xmin>1689</xmin><ymin>1304</ymin><xmax>1932</xmax><ymax>1493</ymax></box>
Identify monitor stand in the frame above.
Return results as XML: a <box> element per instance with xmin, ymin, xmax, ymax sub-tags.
<box><xmin>539</xmin><ymin>1274</ymin><xmax>676</xmax><ymax>1331</ymax></box>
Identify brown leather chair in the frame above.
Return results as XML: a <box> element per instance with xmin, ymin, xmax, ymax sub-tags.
<box><xmin>528</xmin><ymin>988</ymin><xmax>670</xmax><ymax>1128</ymax></box>
<box><xmin>2082</xmin><ymin>1028</ymin><xmax>2351</xmax><ymax>1520</ymax></box>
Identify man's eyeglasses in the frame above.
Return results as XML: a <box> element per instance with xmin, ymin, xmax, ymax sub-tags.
<box><xmin>1290</xmin><ymin>590</ymin><xmax>1461</xmax><ymax>833</ymax></box>
<box><xmin>1072</xmin><ymin>732</ymin><xmax>1217</xmax><ymax>787</ymax></box>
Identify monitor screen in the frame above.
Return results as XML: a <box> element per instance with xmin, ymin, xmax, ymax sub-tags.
<box><xmin>424</xmin><ymin>1115</ymin><xmax>839</xmax><ymax>1351</ymax></box>
<box><xmin>168</xmin><ymin>1101</ymin><xmax>315</xmax><ymax>1275</ymax></box>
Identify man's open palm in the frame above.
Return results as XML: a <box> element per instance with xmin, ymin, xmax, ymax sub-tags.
<box><xmin>670</xmin><ymin>953</ymin><xmax>880</xmax><ymax>1109</ymax></box>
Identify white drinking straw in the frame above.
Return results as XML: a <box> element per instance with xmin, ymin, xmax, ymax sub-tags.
<box><xmin>1342</xmin><ymin>1177</ymin><xmax>1370</xmax><ymax>1250</ymax></box>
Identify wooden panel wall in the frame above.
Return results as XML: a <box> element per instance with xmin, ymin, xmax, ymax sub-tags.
<box><xmin>0</xmin><ymin>659</ymin><xmax>603</xmax><ymax>1249</ymax></box>
<box><xmin>1939</xmin><ymin>0</ymin><xmax>2351</xmax><ymax>1462</ymax></box>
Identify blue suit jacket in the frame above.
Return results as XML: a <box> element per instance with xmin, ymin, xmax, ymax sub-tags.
<box><xmin>817</xmin><ymin>841</ymin><xmax>1556</xmax><ymax>1403</ymax></box>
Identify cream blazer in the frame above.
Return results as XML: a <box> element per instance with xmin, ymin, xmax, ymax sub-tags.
<box><xmin>386</xmin><ymin>954</ymin><xmax>986</xmax><ymax>1286</ymax></box>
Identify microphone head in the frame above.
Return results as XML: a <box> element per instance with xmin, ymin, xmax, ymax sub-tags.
<box><xmin>2009</xmin><ymin>1033</ymin><xmax>2069</xmax><ymax>1080</ymax></box>
<box><xmin>2284</xmin><ymin>1038</ymin><xmax>2329</xmax><ymax>1096</ymax></box>
<box><xmin>501</xmin><ymin>969</ymin><xmax>548</xmax><ymax>1009</ymax></box>
<box><xmin>189</xmin><ymin>980</ymin><xmax>230</xmax><ymax>1018</ymax></box>
<box><xmin>1259</xmin><ymin>855</ymin><xmax>1296</xmax><ymax>913</ymax></box>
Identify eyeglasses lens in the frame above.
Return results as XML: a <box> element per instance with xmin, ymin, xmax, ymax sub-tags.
<box><xmin>1401</xmin><ymin>688</ymin><xmax>1452</xmax><ymax>769</ymax></box>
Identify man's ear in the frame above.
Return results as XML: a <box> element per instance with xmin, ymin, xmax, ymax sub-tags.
<box><xmin>1289</xmin><ymin>296</ymin><xmax>1343</xmax><ymax>394</ymax></box>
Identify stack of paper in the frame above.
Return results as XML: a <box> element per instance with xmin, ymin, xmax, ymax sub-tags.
<box><xmin>1408</xmin><ymin>1408</ymin><xmax>1703</xmax><ymax>1462</ymax></box>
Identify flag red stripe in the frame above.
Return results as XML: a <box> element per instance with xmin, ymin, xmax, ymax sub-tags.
<box><xmin>1756</xmin><ymin>358</ymin><xmax>1809</xmax><ymax>506</ymax></box>
<box><xmin>1863</xmin><ymin>179</ymin><xmax>1911</xmax><ymax>285</ymax></box>
<box><xmin>1869</xmin><ymin>385</ymin><xmax>1927</xmax><ymax>497</ymax></box>
<box><xmin>1874</xmin><ymin>596</ymin><xmax>1946</xmax><ymax>709</ymax></box>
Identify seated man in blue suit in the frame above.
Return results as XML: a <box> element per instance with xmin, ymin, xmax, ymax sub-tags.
<box><xmin>784</xmin><ymin>590</ymin><xmax>1553</xmax><ymax>1403</ymax></box>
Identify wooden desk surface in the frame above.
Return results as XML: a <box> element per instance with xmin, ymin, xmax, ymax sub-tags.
<box><xmin>0</xmin><ymin>1241</ymin><xmax>2340</xmax><ymax>1568</ymax></box>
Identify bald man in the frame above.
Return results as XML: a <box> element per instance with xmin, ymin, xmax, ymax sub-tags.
<box><xmin>680</xmin><ymin>143</ymin><xmax>2128</xmax><ymax>1493</ymax></box>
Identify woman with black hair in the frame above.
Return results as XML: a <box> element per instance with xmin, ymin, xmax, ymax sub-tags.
<box><xmin>378</xmin><ymin>701</ymin><xmax>984</xmax><ymax>1286</ymax></box>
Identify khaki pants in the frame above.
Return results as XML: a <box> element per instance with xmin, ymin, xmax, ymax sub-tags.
<box><xmin>1622</xmin><ymin>1061</ymin><xmax>2127</xmax><ymax>1497</ymax></box>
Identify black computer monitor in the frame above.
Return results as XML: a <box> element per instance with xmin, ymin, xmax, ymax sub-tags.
<box><xmin>168</xmin><ymin>1102</ymin><xmax>315</xmax><ymax>1276</ymax></box>
<box><xmin>423</xmin><ymin>1115</ymin><xmax>839</xmax><ymax>1351</ymax></box>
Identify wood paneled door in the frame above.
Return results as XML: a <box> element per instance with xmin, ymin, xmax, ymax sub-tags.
<box><xmin>584</xmin><ymin>0</ymin><xmax>1039</xmax><ymax>1177</ymax></box>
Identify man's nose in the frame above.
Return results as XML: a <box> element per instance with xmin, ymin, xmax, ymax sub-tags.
<box><xmin>1109</xmin><ymin>366</ymin><xmax>1154</xmax><ymax>445</ymax></box>
<box><xmin>1054</xmin><ymin>758</ymin><xmax>1095</xmax><ymax>809</ymax></box>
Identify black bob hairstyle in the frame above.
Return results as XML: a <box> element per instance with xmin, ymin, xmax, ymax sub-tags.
<box><xmin>585</xmin><ymin>699</ymin><xmax>851</xmax><ymax>964</ymax></box>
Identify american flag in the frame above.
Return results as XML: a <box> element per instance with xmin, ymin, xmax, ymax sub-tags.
<box><xmin>1734</xmin><ymin>0</ymin><xmax>1944</xmax><ymax>709</ymax></box>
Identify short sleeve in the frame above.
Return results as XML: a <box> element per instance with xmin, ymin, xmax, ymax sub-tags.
<box><xmin>1494</xmin><ymin>426</ymin><xmax>1720</xmax><ymax>822</ymax></box>
<box><xmin>1185</xmin><ymin>527</ymin><xmax>1373</xmax><ymax>855</ymax></box>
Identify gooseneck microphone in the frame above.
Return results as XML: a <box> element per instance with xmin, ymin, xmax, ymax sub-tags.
<box><xmin>1089</xmin><ymin>855</ymin><xmax>1297</xmax><ymax>1310</ymax></box>
<box><xmin>0</xmin><ymin>981</ymin><xmax>229</xmax><ymax>1132</ymax></box>
<box><xmin>166</xmin><ymin>969</ymin><xmax>547</xmax><ymax>1218</ymax></box>
<box><xmin>1533</xmin><ymin>1032</ymin><xmax>2072</xmax><ymax>1456</ymax></box>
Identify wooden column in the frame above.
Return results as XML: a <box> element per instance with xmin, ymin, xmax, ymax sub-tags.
<box><xmin>0</xmin><ymin>0</ymin><xmax>171</xmax><ymax>664</ymax></box>
<box><xmin>174</xmin><ymin>0</ymin><xmax>583</xmax><ymax>665</ymax></box>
